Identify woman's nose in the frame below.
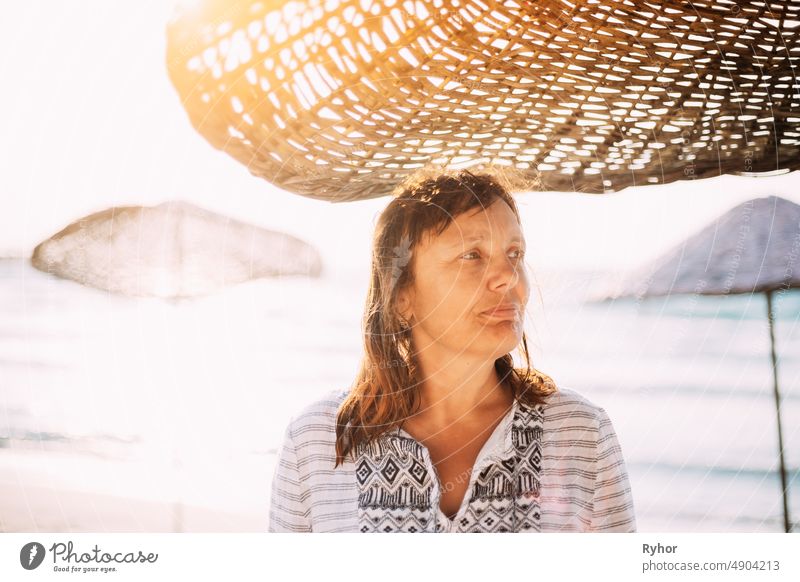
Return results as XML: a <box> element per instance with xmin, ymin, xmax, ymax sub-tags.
<box><xmin>486</xmin><ymin>254</ymin><xmax>521</xmax><ymax>290</ymax></box>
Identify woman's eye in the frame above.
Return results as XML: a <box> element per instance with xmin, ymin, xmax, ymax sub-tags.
<box><xmin>461</xmin><ymin>249</ymin><xmax>525</xmax><ymax>261</ymax></box>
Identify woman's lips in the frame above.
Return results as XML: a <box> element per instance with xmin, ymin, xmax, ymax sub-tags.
<box><xmin>481</xmin><ymin>307</ymin><xmax>520</xmax><ymax>320</ymax></box>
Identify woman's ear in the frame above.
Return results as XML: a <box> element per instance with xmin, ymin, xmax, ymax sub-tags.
<box><xmin>395</xmin><ymin>287</ymin><xmax>414</xmax><ymax>323</ymax></box>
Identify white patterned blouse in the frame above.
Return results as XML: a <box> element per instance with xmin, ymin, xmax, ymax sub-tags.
<box><xmin>268</xmin><ymin>386</ymin><xmax>636</xmax><ymax>533</ymax></box>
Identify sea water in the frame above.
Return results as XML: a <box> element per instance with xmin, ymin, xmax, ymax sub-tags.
<box><xmin>0</xmin><ymin>258</ymin><xmax>797</xmax><ymax>532</ymax></box>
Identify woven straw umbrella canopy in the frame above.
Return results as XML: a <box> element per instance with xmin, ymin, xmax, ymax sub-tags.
<box><xmin>166</xmin><ymin>0</ymin><xmax>800</xmax><ymax>202</ymax></box>
<box><xmin>599</xmin><ymin>195</ymin><xmax>800</xmax><ymax>532</ymax></box>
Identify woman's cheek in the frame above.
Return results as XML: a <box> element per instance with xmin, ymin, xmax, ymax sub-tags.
<box><xmin>454</xmin><ymin>263</ymin><xmax>485</xmax><ymax>286</ymax></box>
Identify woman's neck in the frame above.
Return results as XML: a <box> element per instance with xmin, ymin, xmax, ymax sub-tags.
<box><xmin>410</xmin><ymin>352</ymin><xmax>512</xmax><ymax>425</ymax></box>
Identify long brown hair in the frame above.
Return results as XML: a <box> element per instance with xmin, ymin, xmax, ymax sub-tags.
<box><xmin>334</xmin><ymin>165</ymin><xmax>557</xmax><ymax>467</ymax></box>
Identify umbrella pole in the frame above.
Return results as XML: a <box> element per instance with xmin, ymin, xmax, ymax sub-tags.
<box><xmin>765</xmin><ymin>289</ymin><xmax>792</xmax><ymax>533</ymax></box>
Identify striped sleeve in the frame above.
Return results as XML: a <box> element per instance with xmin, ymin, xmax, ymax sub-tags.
<box><xmin>268</xmin><ymin>419</ymin><xmax>312</xmax><ymax>532</ymax></box>
<box><xmin>590</xmin><ymin>407</ymin><xmax>637</xmax><ymax>532</ymax></box>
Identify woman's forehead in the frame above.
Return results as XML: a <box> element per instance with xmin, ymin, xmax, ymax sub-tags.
<box><xmin>433</xmin><ymin>202</ymin><xmax>523</xmax><ymax>246</ymax></box>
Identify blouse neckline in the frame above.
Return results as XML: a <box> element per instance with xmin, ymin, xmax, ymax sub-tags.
<box><xmin>393</xmin><ymin>396</ymin><xmax>521</xmax><ymax>528</ymax></box>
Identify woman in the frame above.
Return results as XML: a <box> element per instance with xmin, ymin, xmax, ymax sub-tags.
<box><xmin>268</xmin><ymin>168</ymin><xmax>636</xmax><ymax>533</ymax></box>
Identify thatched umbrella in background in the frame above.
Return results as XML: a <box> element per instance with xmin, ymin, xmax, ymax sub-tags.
<box><xmin>165</xmin><ymin>0</ymin><xmax>800</xmax><ymax>202</ymax></box>
<box><xmin>598</xmin><ymin>195</ymin><xmax>800</xmax><ymax>533</ymax></box>
<box><xmin>31</xmin><ymin>200</ymin><xmax>322</xmax><ymax>298</ymax></box>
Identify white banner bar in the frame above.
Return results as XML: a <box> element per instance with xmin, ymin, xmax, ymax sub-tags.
<box><xmin>1</xmin><ymin>533</ymin><xmax>797</xmax><ymax>581</ymax></box>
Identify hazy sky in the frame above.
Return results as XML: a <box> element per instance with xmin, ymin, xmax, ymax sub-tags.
<box><xmin>2</xmin><ymin>0</ymin><xmax>799</xmax><ymax>272</ymax></box>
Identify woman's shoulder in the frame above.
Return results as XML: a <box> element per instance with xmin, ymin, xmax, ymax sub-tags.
<box><xmin>282</xmin><ymin>388</ymin><xmax>350</xmax><ymax>441</ymax></box>
<box><xmin>539</xmin><ymin>385</ymin><xmax>612</xmax><ymax>428</ymax></box>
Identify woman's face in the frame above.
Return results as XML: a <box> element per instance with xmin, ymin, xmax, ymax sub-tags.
<box><xmin>397</xmin><ymin>198</ymin><xmax>530</xmax><ymax>361</ymax></box>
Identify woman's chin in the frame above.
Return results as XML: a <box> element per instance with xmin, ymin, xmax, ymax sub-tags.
<box><xmin>480</xmin><ymin>318</ymin><xmax>523</xmax><ymax>337</ymax></box>
<box><xmin>470</xmin><ymin>327</ymin><xmax>523</xmax><ymax>355</ymax></box>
